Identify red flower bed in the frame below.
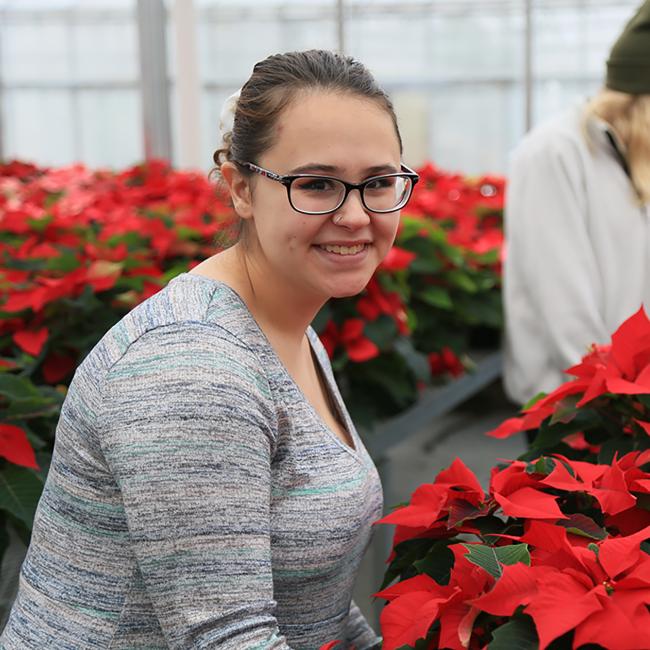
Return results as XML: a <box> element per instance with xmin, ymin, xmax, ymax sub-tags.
<box><xmin>0</xmin><ymin>159</ymin><xmax>505</xmax><ymax>596</ymax></box>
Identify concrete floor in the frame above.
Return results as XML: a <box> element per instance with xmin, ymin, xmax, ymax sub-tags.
<box><xmin>352</xmin><ymin>382</ymin><xmax>527</xmax><ymax>632</ymax></box>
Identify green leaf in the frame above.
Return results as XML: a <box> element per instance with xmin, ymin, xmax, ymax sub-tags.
<box><xmin>44</xmin><ymin>192</ymin><xmax>64</xmax><ymax>208</ymax></box>
<box><xmin>467</xmin><ymin>515</ymin><xmax>508</xmax><ymax>542</ymax></box>
<box><xmin>525</xmin><ymin>457</ymin><xmax>556</xmax><ymax>476</ymax></box>
<box><xmin>0</xmin><ymin>465</ymin><xmax>44</xmax><ymax>528</ymax></box>
<box><xmin>418</xmin><ymin>286</ymin><xmax>453</xmax><ymax>310</ymax></box>
<box><xmin>381</xmin><ymin>537</ymin><xmax>439</xmax><ymax>589</ymax></box>
<box><xmin>558</xmin><ymin>514</ymin><xmax>606</xmax><ymax>540</ymax></box>
<box><xmin>447</xmin><ymin>499</ymin><xmax>493</xmax><ymax>528</ymax></box>
<box><xmin>44</xmin><ymin>252</ymin><xmax>81</xmax><ymax>273</ymax></box>
<box><xmin>364</xmin><ymin>315</ymin><xmax>398</xmax><ymax>350</ymax></box>
<box><xmin>522</xmin><ymin>392</ymin><xmax>547</xmax><ymax>411</ymax></box>
<box><xmin>27</xmin><ymin>214</ymin><xmax>54</xmax><ymax>231</ymax></box>
<box><xmin>462</xmin><ymin>543</ymin><xmax>531</xmax><ymax>579</ymax></box>
<box><xmin>598</xmin><ymin>436</ymin><xmax>637</xmax><ymax>464</ymax></box>
<box><xmin>0</xmin><ymin>375</ymin><xmax>42</xmax><ymax>401</ymax></box>
<box><xmin>446</xmin><ymin>269</ymin><xmax>478</xmax><ymax>293</ymax></box>
<box><xmin>3</xmin><ymin>396</ymin><xmax>60</xmax><ymax>418</ymax></box>
<box><xmin>488</xmin><ymin>615</ymin><xmax>538</xmax><ymax>649</ymax></box>
<box><xmin>529</xmin><ymin>409</ymin><xmax>598</xmax><ymax>454</ymax></box>
<box><xmin>413</xmin><ymin>541</ymin><xmax>455</xmax><ymax>586</ymax></box>
<box><xmin>549</xmin><ymin>395</ymin><xmax>580</xmax><ymax>425</ymax></box>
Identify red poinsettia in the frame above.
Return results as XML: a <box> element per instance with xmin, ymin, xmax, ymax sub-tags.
<box><xmin>428</xmin><ymin>347</ymin><xmax>464</xmax><ymax>379</ymax></box>
<box><xmin>0</xmin><ymin>424</ymin><xmax>39</xmax><ymax>469</ymax></box>
<box><xmin>376</xmin><ymin>450</ymin><xmax>650</xmax><ymax>650</ymax></box>
<box><xmin>376</xmin><ymin>545</ymin><xmax>493</xmax><ymax>650</ymax></box>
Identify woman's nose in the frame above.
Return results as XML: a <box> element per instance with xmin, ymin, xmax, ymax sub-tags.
<box><xmin>332</xmin><ymin>189</ymin><xmax>371</xmax><ymax>228</ymax></box>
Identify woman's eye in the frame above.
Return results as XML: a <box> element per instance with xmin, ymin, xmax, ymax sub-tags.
<box><xmin>296</xmin><ymin>178</ymin><xmax>337</xmax><ymax>192</ymax></box>
<box><xmin>366</xmin><ymin>177</ymin><xmax>396</xmax><ymax>191</ymax></box>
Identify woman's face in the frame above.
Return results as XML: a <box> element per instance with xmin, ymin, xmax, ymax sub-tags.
<box><xmin>240</xmin><ymin>90</ymin><xmax>403</xmax><ymax>303</ymax></box>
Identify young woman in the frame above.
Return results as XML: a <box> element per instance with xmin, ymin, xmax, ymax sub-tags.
<box><xmin>0</xmin><ymin>50</ymin><xmax>418</xmax><ymax>649</ymax></box>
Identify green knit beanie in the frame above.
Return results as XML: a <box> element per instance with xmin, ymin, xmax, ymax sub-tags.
<box><xmin>606</xmin><ymin>0</ymin><xmax>650</xmax><ymax>95</ymax></box>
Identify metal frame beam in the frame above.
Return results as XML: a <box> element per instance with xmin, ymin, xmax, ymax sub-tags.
<box><xmin>137</xmin><ymin>0</ymin><xmax>172</xmax><ymax>161</ymax></box>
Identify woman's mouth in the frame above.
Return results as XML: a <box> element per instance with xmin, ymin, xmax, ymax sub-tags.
<box><xmin>317</xmin><ymin>243</ymin><xmax>368</xmax><ymax>256</ymax></box>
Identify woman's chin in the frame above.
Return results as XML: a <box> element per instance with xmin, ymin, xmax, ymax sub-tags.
<box><xmin>327</xmin><ymin>278</ymin><xmax>371</xmax><ymax>299</ymax></box>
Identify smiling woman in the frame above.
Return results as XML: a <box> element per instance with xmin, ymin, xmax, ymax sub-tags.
<box><xmin>0</xmin><ymin>50</ymin><xmax>418</xmax><ymax>650</ymax></box>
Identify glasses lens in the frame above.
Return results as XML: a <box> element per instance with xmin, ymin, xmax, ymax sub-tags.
<box><xmin>290</xmin><ymin>177</ymin><xmax>346</xmax><ymax>214</ymax></box>
<box><xmin>363</xmin><ymin>176</ymin><xmax>412</xmax><ymax>212</ymax></box>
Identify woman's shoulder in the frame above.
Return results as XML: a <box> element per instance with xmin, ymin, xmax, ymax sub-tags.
<box><xmin>78</xmin><ymin>273</ymin><xmax>268</xmax><ymax>397</ymax></box>
<box><xmin>511</xmin><ymin>105</ymin><xmax>587</xmax><ymax>164</ymax></box>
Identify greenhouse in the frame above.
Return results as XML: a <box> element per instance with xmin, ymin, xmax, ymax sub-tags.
<box><xmin>0</xmin><ymin>1</ymin><xmax>648</xmax><ymax>649</ymax></box>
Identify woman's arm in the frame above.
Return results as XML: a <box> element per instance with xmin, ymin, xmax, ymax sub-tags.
<box><xmin>345</xmin><ymin>600</ymin><xmax>381</xmax><ymax>649</ymax></box>
<box><xmin>99</xmin><ymin>321</ymin><xmax>293</xmax><ymax>649</ymax></box>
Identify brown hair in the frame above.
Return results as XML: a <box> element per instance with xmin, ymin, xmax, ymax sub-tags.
<box><xmin>212</xmin><ymin>49</ymin><xmax>403</xmax><ymax>179</ymax></box>
<box><xmin>583</xmin><ymin>89</ymin><xmax>650</xmax><ymax>204</ymax></box>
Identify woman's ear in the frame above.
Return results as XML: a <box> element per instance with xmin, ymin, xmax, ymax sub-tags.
<box><xmin>220</xmin><ymin>162</ymin><xmax>254</xmax><ymax>220</ymax></box>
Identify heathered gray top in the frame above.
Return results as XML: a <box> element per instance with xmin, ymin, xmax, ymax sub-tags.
<box><xmin>0</xmin><ymin>272</ymin><xmax>383</xmax><ymax>650</ymax></box>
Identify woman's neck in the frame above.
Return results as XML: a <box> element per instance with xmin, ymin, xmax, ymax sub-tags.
<box><xmin>200</xmin><ymin>244</ymin><xmax>325</xmax><ymax>346</ymax></box>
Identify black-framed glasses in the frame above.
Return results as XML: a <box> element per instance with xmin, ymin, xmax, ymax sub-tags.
<box><xmin>235</xmin><ymin>161</ymin><xmax>419</xmax><ymax>215</ymax></box>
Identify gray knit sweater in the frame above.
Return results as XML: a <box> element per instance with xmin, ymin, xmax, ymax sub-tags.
<box><xmin>0</xmin><ymin>273</ymin><xmax>383</xmax><ymax>649</ymax></box>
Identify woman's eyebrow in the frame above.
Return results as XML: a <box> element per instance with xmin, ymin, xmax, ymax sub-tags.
<box><xmin>287</xmin><ymin>163</ymin><xmax>399</xmax><ymax>175</ymax></box>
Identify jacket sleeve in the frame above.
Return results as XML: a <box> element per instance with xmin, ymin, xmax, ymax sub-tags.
<box><xmin>99</xmin><ymin>322</ymin><xmax>294</xmax><ymax>649</ymax></box>
<box><xmin>504</xmin><ymin>133</ymin><xmax>610</xmax><ymax>401</ymax></box>
<box><xmin>345</xmin><ymin>600</ymin><xmax>381</xmax><ymax>649</ymax></box>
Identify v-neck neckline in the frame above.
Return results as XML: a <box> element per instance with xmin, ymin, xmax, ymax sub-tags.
<box><xmin>174</xmin><ymin>272</ymin><xmax>361</xmax><ymax>457</ymax></box>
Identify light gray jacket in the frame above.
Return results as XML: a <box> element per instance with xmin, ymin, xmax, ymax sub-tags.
<box><xmin>503</xmin><ymin>103</ymin><xmax>650</xmax><ymax>404</ymax></box>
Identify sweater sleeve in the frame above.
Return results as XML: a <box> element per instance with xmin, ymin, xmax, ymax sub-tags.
<box><xmin>98</xmin><ymin>322</ymin><xmax>294</xmax><ymax>649</ymax></box>
<box><xmin>345</xmin><ymin>600</ymin><xmax>381</xmax><ymax>649</ymax></box>
<box><xmin>504</xmin><ymin>133</ymin><xmax>610</xmax><ymax>400</ymax></box>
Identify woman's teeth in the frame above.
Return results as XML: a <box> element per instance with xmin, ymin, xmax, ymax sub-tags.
<box><xmin>319</xmin><ymin>243</ymin><xmax>366</xmax><ymax>255</ymax></box>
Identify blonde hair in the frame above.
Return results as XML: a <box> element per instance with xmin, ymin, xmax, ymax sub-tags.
<box><xmin>583</xmin><ymin>89</ymin><xmax>650</xmax><ymax>204</ymax></box>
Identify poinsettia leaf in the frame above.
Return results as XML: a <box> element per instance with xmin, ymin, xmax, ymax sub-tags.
<box><xmin>44</xmin><ymin>252</ymin><xmax>80</xmax><ymax>273</ymax></box>
<box><xmin>638</xmin><ymin>395</ymin><xmax>650</xmax><ymax>410</ymax></box>
<box><xmin>522</xmin><ymin>392</ymin><xmax>547</xmax><ymax>411</ymax></box>
<box><xmin>413</xmin><ymin>541</ymin><xmax>455</xmax><ymax>585</ymax></box>
<box><xmin>557</xmin><ymin>514</ymin><xmax>607</xmax><ymax>540</ymax></box>
<box><xmin>4</xmin><ymin>396</ymin><xmax>60</xmax><ymax>418</ymax></box>
<box><xmin>447</xmin><ymin>499</ymin><xmax>491</xmax><ymax>528</ymax></box>
<box><xmin>488</xmin><ymin>615</ymin><xmax>538</xmax><ymax>650</ymax></box>
<box><xmin>446</xmin><ymin>269</ymin><xmax>478</xmax><ymax>293</ymax></box>
<box><xmin>598</xmin><ymin>436</ymin><xmax>637</xmax><ymax>465</ymax></box>
<box><xmin>494</xmin><ymin>544</ymin><xmax>532</xmax><ymax>568</ymax></box>
<box><xmin>530</xmin><ymin>409</ymin><xmax>600</xmax><ymax>453</ymax></box>
<box><xmin>382</xmin><ymin>538</ymin><xmax>440</xmax><ymax>589</ymax></box>
<box><xmin>549</xmin><ymin>395</ymin><xmax>580</xmax><ymax>425</ymax></box>
<box><xmin>525</xmin><ymin>457</ymin><xmax>556</xmax><ymax>476</ymax></box>
<box><xmin>418</xmin><ymin>286</ymin><xmax>453</xmax><ymax>310</ymax></box>
<box><xmin>462</xmin><ymin>543</ymin><xmax>530</xmax><ymax>579</ymax></box>
<box><xmin>365</xmin><ymin>315</ymin><xmax>399</xmax><ymax>350</ymax></box>
<box><xmin>468</xmin><ymin>515</ymin><xmax>509</xmax><ymax>543</ymax></box>
<box><xmin>0</xmin><ymin>375</ymin><xmax>41</xmax><ymax>401</ymax></box>
<box><xmin>0</xmin><ymin>465</ymin><xmax>44</xmax><ymax>527</ymax></box>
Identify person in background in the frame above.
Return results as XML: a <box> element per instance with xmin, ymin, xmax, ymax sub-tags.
<box><xmin>0</xmin><ymin>49</ymin><xmax>419</xmax><ymax>649</ymax></box>
<box><xmin>503</xmin><ymin>0</ymin><xmax>650</xmax><ymax>406</ymax></box>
